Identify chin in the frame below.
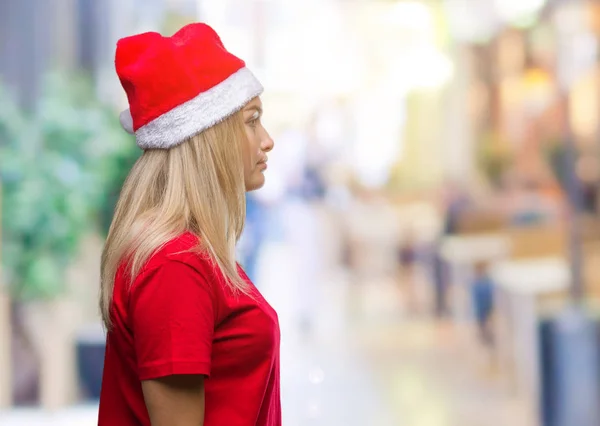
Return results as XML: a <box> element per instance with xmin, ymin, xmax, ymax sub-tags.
<box><xmin>245</xmin><ymin>174</ymin><xmax>265</xmax><ymax>192</ymax></box>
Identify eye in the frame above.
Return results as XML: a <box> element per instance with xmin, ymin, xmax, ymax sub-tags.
<box><xmin>247</xmin><ymin>111</ymin><xmax>261</xmax><ymax>127</ymax></box>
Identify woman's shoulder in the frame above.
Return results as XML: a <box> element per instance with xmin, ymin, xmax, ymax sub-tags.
<box><xmin>115</xmin><ymin>232</ymin><xmax>221</xmax><ymax>300</ymax></box>
<box><xmin>144</xmin><ymin>232</ymin><xmax>212</xmax><ymax>274</ymax></box>
<box><xmin>162</xmin><ymin>231</ymin><xmax>199</xmax><ymax>254</ymax></box>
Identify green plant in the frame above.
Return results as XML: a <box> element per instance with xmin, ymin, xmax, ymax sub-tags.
<box><xmin>543</xmin><ymin>137</ymin><xmax>568</xmax><ymax>192</ymax></box>
<box><xmin>477</xmin><ymin>130</ymin><xmax>513</xmax><ymax>187</ymax></box>
<box><xmin>0</xmin><ymin>73</ymin><xmax>139</xmax><ymax>300</ymax></box>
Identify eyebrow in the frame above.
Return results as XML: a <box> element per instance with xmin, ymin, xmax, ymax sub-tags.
<box><xmin>244</xmin><ymin>105</ymin><xmax>263</xmax><ymax>115</ymax></box>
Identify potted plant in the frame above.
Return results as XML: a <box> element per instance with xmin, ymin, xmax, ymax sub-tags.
<box><xmin>477</xmin><ymin>130</ymin><xmax>514</xmax><ymax>188</ymax></box>
<box><xmin>0</xmin><ymin>73</ymin><xmax>138</xmax><ymax>406</ymax></box>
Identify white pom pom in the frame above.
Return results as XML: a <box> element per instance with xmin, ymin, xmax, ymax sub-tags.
<box><xmin>119</xmin><ymin>109</ymin><xmax>134</xmax><ymax>134</ymax></box>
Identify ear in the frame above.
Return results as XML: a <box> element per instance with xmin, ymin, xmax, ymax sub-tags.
<box><xmin>119</xmin><ymin>109</ymin><xmax>135</xmax><ymax>134</ymax></box>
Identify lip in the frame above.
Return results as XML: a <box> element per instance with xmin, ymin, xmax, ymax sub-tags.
<box><xmin>257</xmin><ymin>161</ymin><xmax>268</xmax><ymax>170</ymax></box>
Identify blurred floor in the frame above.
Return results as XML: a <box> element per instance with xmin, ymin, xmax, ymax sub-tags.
<box><xmin>263</xmin><ymin>240</ymin><xmax>530</xmax><ymax>426</ymax></box>
<box><xmin>0</xmin><ymin>232</ymin><xmax>530</xmax><ymax>426</ymax></box>
<box><xmin>353</xmin><ymin>310</ymin><xmax>530</xmax><ymax>426</ymax></box>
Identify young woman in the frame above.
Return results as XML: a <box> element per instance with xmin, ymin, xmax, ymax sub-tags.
<box><xmin>97</xmin><ymin>23</ymin><xmax>280</xmax><ymax>426</ymax></box>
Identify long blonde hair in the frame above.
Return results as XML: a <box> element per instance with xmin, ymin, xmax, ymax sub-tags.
<box><xmin>100</xmin><ymin>110</ymin><xmax>248</xmax><ymax>329</ymax></box>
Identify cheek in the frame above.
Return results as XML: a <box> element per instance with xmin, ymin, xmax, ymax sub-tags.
<box><xmin>242</xmin><ymin>130</ymin><xmax>254</xmax><ymax>168</ymax></box>
<box><xmin>245</xmin><ymin>132</ymin><xmax>261</xmax><ymax>161</ymax></box>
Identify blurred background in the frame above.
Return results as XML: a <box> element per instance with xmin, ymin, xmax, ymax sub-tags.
<box><xmin>2</xmin><ymin>0</ymin><xmax>600</xmax><ymax>425</ymax></box>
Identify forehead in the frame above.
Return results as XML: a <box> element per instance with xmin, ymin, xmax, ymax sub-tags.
<box><xmin>244</xmin><ymin>97</ymin><xmax>262</xmax><ymax>110</ymax></box>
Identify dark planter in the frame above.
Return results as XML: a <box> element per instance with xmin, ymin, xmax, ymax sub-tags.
<box><xmin>539</xmin><ymin>308</ymin><xmax>600</xmax><ymax>426</ymax></box>
<box><xmin>75</xmin><ymin>324</ymin><xmax>106</xmax><ymax>401</ymax></box>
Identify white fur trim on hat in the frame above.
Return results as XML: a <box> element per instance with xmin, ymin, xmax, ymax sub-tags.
<box><xmin>134</xmin><ymin>67</ymin><xmax>263</xmax><ymax>150</ymax></box>
<box><xmin>119</xmin><ymin>109</ymin><xmax>134</xmax><ymax>134</ymax></box>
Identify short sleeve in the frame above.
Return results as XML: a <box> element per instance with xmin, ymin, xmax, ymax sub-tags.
<box><xmin>129</xmin><ymin>259</ymin><xmax>215</xmax><ymax>381</ymax></box>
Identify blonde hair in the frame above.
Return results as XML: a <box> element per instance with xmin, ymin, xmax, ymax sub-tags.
<box><xmin>100</xmin><ymin>110</ymin><xmax>248</xmax><ymax>329</ymax></box>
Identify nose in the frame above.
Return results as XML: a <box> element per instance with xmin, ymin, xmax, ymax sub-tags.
<box><xmin>261</xmin><ymin>129</ymin><xmax>274</xmax><ymax>153</ymax></box>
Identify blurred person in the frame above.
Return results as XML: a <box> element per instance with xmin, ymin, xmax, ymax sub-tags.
<box><xmin>398</xmin><ymin>230</ymin><xmax>418</xmax><ymax>273</ymax></box>
<box><xmin>431</xmin><ymin>182</ymin><xmax>471</xmax><ymax>318</ymax></box>
<box><xmin>441</xmin><ymin>181</ymin><xmax>471</xmax><ymax>235</ymax></box>
<box><xmin>397</xmin><ymin>229</ymin><xmax>421</xmax><ymax>315</ymax></box>
<box><xmin>470</xmin><ymin>261</ymin><xmax>495</xmax><ymax>346</ymax></box>
<box><xmin>431</xmin><ymin>250</ymin><xmax>449</xmax><ymax>318</ymax></box>
<box><xmin>280</xmin><ymin>145</ymin><xmax>327</xmax><ymax>334</ymax></box>
<box><xmin>98</xmin><ymin>23</ymin><xmax>280</xmax><ymax>426</ymax></box>
<box><xmin>238</xmin><ymin>192</ymin><xmax>268</xmax><ymax>285</ymax></box>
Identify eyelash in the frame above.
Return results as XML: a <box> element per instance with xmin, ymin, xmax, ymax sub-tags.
<box><xmin>248</xmin><ymin>115</ymin><xmax>260</xmax><ymax>127</ymax></box>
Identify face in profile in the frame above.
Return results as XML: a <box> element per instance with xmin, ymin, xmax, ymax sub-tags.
<box><xmin>241</xmin><ymin>97</ymin><xmax>274</xmax><ymax>191</ymax></box>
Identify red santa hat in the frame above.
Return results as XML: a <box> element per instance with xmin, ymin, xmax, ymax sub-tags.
<box><xmin>115</xmin><ymin>23</ymin><xmax>263</xmax><ymax>149</ymax></box>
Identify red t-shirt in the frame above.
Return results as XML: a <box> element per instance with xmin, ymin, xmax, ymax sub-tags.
<box><xmin>98</xmin><ymin>232</ymin><xmax>281</xmax><ymax>426</ymax></box>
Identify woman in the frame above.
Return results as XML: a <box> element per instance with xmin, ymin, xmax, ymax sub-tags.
<box><xmin>97</xmin><ymin>23</ymin><xmax>280</xmax><ymax>426</ymax></box>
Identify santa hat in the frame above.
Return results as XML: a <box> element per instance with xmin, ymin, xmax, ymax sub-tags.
<box><xmin>115</xmin><ymin>23</ymin><xmax>263</xmax><ymax>149</ymax></box>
